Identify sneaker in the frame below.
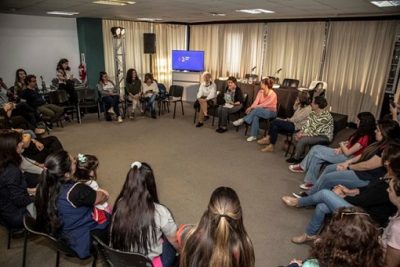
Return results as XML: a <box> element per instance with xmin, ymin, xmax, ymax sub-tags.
<box><xmin>281</xmin><ymin>196</ymin><xmax>299</xmax><ymax>207</ymax></box>
<box><xmin>247</xmin><ymin>136</ymin><xmax>257</xmax><ymax>142</ymax></box>
<box><xmin>291</xmin><ymin>233</ymin><xmax>317</xmax><ymax>244</ymax></box>
<box><xmin>289</xmin><ymin>164</ymin><xmax>305</xmax><ymax>173</ymax></box>
<box><xmin>216</xmin><ymin>128</ymin><xmax>227</xmax><ymax>133</ymax></box>
<box><xmin>286</xmin><ymin>157</ymin><xmax>300</xmax><ymax>164</ymax></box>
<box><xmin>196</xmin><ymin>122</ymin><xmax>204</xmax><ymax>128</ymax></box>
<box><xmin>232</xmin><ymin>118</ymin><xmax>244</xmax><ymax>126</ymax></box>
<box><xmin>108</xmin><ymin>108</ymin><xmax>115</xmax><ymax>115</ymax></box>
<box><xmin>257</xmin><ymin>136</ymin><xmax>270</xmax><ymax>145</ymax></box>
<box><xmin>299</xmin><ymin>183</ymin><xmax>314</xmax><ymax>190</ymax></box>
<box><xmin>261</xmin><ymin>144</ymin><xmax>274</xmax><ymax>152</ymax></box>
<box><xmin>292</xmin><ymin>191</ymin><xmax>308</xmax><ymax>198</ymax></box>
<box><xmin>117</xmin><ymin>116</ymin><xmax>123</xmax><ymax>123</ymax></box>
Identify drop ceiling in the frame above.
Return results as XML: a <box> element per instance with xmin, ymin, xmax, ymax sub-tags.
<box><xmin>0</xmin><ymin>0</ymin><xmax>399</xmax><ymax>23</ymax></box>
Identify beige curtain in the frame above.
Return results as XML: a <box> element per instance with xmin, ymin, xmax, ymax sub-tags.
<box><xmin>102</xmin><ymin>20</ymin><xmax>151</xmax><ymax>83</ymax></box>
<box><xmin>153</xmin><ymin>24</ymin><xmax>186</xmax><ymax>87</ymax></box>
<box><xmin>190</xmin><ymin>23</ymin><xmax>265</xmax><ymax>80</ymax></box>
<box><xmin>322</xmin><ymin>20</ymin><xmax>397</xmax><ymax>121</ymax></box>
<box><xmin>263</xmin><ymin>22</ymin><xmax>326</xmax><ymax>87</ymax></box>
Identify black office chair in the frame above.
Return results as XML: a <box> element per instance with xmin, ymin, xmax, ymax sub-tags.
<box><xmin>0</xmin><ymin>220</ymin><xmax>24</xmax><ymax>250</ymax></box>
<box><xmin>92</xmin><ymin>233</ymin><xmax>153</xmax><ymax>267</ymax></box>
<box><xmin>76</xmin><ymin>88</ymin><xmax>101</xmax><ymax>122</ymax></box>
<box><xmin>22</xmin><ymin>214</ymin><xmax>92</xmax><ymax>267</ymax></box>
<box><xmin>281</xmin><ymin>79</ymin><xmax>300</xmax><ymax>88</ymax></box>
<box><xmin>48</xmin><ymin>90</ymin><xmax>78</xmax><ymax>122</ymax></box>
<box><xmin>157</xmin><ymin>83</ymin><xmax>170</xmax><ymax>116</ymax></box>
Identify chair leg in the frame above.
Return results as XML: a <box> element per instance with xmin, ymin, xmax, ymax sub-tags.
<box><xmin>244</xmin><ymin>125</ymin><xmax>248</xmax><ymax>136</ymax></box>
<box><xmin>77</xmin><ymin>105</ymin><xmax>81</xmax><ymax>124</ymax></box>
<box><xmin>22</xmin><ymin>230</ymin><xmax>28</xmax><ymax>267</ymax></box>
<box><xmin>55</xmin><ymin>250</ymin><xmax>60</xmax><ymax>267</ymax></box>
<box><xmin>7</xmin><ymin>230</ymin><xmax>11</xmax><ymax>249</ymax></box>
<box><xmin>180</xmin><ymin>100</ymin><xmax>184</xmax><ymax>115</ymax></box>
<box><xmin>193</xmin><ymin>110</ymin><xmax>197</xmax><ymax>124</ymax></box>
<box><xmin>173</xmin><ymin>102</ymin><xmax>177</xmax><ymax>119</ymax></box>
<box><xmin>97</xmin><ymin>104</ymin><xmax>101</xmax><ymax>120</ymax></box>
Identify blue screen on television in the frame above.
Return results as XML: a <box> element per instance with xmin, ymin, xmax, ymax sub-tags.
<box><xmin>172</xmin><ymin>50</ymin><xmax>204</xmax><ymax>72</ymax></box>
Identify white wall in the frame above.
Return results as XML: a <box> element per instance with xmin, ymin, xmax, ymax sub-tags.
<box><xmin>0</xmin><ymin>13</ymin><xmax>80</xmax><ymax>87</ymax></box>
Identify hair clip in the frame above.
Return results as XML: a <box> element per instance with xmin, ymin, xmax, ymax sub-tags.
<box><xmin>78</xmin><ymin>153</ymin><xmax>87</xmax><ymax>163</ymax></box>
<box><xmin>131</xmin><ymin>161</ymin><xmax>142</xmax><ymax>169</ymax></box>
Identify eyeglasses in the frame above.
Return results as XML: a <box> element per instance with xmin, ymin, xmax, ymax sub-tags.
<box><xmin>340</xmin><ymin>211</ymin><xmax>370</xmax><ymax>220</ymax></box>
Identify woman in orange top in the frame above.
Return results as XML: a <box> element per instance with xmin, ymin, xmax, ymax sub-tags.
<box><xmin>233</xmin><ymin>78</ymin><xmax>277</xmax><ymax>142</ymax></box>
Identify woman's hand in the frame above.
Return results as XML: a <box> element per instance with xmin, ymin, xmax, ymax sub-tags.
<box><xmin>295</xmin><ymin>131</ymin><xmax>303</xmax><ymax>141</ymax></box>
<box><xmin>245</xmin><ymin>107</ymin><xmax>253</xmax><ymax>114</ymax></box>
<box><xmin>332</xmin><ymin>185</ymin><xmax>346</xmax><ymax>198</ymax></box>
<box><xmin>33</xmin><ymin>140</ymin><xmax>44</xmax><ymax>151</ymax></box>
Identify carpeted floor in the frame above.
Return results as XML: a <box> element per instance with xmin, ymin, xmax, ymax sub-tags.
<box><xmin>0</xmin><ymin>103</ymin><xmax>352</xmax><ymax>267</ymax></box>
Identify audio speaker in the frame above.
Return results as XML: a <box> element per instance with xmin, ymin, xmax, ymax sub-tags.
<box><xmin>144</xmin><ymin>33</ymin><xmax>156</xmax><ymax>54</ymax></box>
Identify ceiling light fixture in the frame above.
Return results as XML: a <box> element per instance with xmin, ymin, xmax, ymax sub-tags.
<box><xmin>236</xmin><ymin>9</ymin><xmax>275</xmax><ymax>14</ymax></box>
<box><xmin>136</xmin><ymin>18</ymin><xmax>163</xmax><ymax>21</ymax></box>
<box><xmin>93</xmin><ymin>0</ymin><xmax>136</xmax><ymax>6</ymax></box>
<box><xmin>47</xmin><ymin>11</ymin><xmax>79</xmax><ymax>16</ymax></box>
<box><xmin>370</xmin><ymin>1</ymin><xmax>400</xmax><ymax>7</ymax></box>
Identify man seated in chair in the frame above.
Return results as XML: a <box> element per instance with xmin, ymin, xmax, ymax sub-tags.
<box><xmin>195</xmin><ymin>72</ymin><xmax>217</xmax><ymax>128</ymax></box>
<box><xmin>286</xmin><ymin>96</ymin><xmax>334</xmax><ymax>164</ymax></box>
<box><xmin>142</xmin><ymin>73</ymin><xmax>158</xmax><ymax>119</ymax></box>
<box><xmin>21</xmin><ymin>75</ymin><xmax>64</xmax><ymax>123</ymax></box>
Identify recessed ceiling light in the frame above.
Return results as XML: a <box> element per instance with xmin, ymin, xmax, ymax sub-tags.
<box><xmin>136</xmin><ymin>18</ymin><xmax>163</xmax><ymax>21</ymax></box>
<box><xmin>210</xmin><ymin>12</ymin><xmax>226</xmax><ymax>16</ymax></box>
<box><xmin>236</xmin><ymin>9</ymin><xmax>275</xmax><ymax>14</ymax></box>
<box><xmin>47</xmin><ymin>11</ymin><xmax>79</xmax><ymax>16</ymax></box>
<box><xmin>370</xmin><ymin>1</ymin><xmax>400</xmax><ymax>7</ymax></box>
<box><xmin>93</xmin><ymin>0</ymin><xmax>135</xmax><ymax>6</ymax></box>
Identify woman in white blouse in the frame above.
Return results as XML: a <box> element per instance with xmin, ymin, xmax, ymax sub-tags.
<box><xmin>142</xmin><ymin>73</ymin><xmax>159</xmax><ymax>119</ymax></box>
<box><xmin>195</xmin><ymin>72</ymin><xmax>216</xmax><ymax>127</ymax></box>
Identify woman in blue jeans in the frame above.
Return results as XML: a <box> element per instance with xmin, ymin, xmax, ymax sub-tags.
<box><xmin>299</xmin><ymin>120</ymin><xmax>400</xmax><ymax>197</ymax></box>
<box><xmin>281</xmin><ymin>143</ymin><xmax>399</xmax><ymax>244</ymax></box>
<box><xmin>232</xmin><ymin>78</ymin><xmax>277</xmax><ymax>141</ymax></box>
<box><xmin>289</xmin><ymin>112</ymin><xmax>376</xmax><ymax>189</ymax></box>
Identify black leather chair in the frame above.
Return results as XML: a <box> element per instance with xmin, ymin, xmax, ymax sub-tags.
<box><xmin>76</xmin><ymin>88</ymin><xmax>101</xmax><ymax>123</ymax></box>
<box><xmin>92</xmin><ymin>232</ymin><xmax>153</xmax><ymax>267</ymax></box>
<box><xmin>168</xmin><ymin>85</ymin><xmax>184</xmax><ymax>119</ymax></box>
<box><xmin>281</xmin><ymin>79</ymin><xmax>300</xmax><ymax>88</ymax></box>
<box><xmin>22</xmin><ymin>214</ymin><xmax>93</xmax><ymax>267</ymax></box>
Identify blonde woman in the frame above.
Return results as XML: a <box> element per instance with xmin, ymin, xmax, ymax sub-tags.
<box><xmin>195</xmin><ymin>72</ymin><xmax>216</xmax><ymax>127</ymax></box>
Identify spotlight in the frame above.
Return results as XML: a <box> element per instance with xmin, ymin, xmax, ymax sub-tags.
<box><xmin>111</xmin><ymin>26</ymin><xmax>126</xmax><ymax>38</ymax></box>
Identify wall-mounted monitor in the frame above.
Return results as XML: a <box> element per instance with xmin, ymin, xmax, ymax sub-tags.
<box><xmin>172</xmin><ymin>50</ymin><xmax>204</xmax><ymax>72</ymax></box>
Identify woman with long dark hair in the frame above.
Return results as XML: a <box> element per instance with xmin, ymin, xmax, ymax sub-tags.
<box><xmin>142</xmin><ymin>73</ymin><xmax>158</xmax><ymax>119</ymax></box>
<box><xmin>179</xmin><ymin>187</ymin><xmax>255</xmax><ymax>267</ymax></box>
<box><xmin>289</xmin><ymin>119</ymin><xmax>400</xmax><ymax>198</ymax></box>
<box><xmin>0</xmin><ymin>131</ymin><xmax>34</xmax><ymax>229</ymax></box>
<box><xmin>289</xmin><ymin>111</ymin><xmax>376</xmax><ymax>190</ymax></box>
<box><xmin>282</xmin><ymin>142</ymin><xmax>399</xmax><ymax>244</ymax></box>
<box><xmin>56</xmin><ymin>58</ymin><xmax>78</xmax><ymax>104</ymax></box>
<box><xmin>110</xmin><ymin>161</ymin><xmax>178</xmax><ymax>266</ymax></box>
<box><xmin>286</xmin><ymin>206</ymin><xmax>383</xmax><ymax>267</ymax></box>
<box><xmin>14</xmin><ymin>68</ymin><xmax>27</xmax><ymax>99</ymax></box>
<box><xmin>125</xmin><ymin>68</ymin><xmax>142</xmax><ymax>119</ymax></box>
<box><xmin>35</xmin><ymin>150</ymin><xmax>109</xmax><ymax>259</ymax></box>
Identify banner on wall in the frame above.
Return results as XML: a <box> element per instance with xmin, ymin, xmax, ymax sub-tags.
<box><xmin>79</xmin><ymin>53</ymin><xmax>87</xmax><ymax>87</ymax></box>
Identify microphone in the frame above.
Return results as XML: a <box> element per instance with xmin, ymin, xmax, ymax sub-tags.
<box><xmin>276</xmin><ymin>68</ymin><xmax>282</xmax><ymax>74</ymax></box>
<box><xmin>251</xmin><ymin>66</ymin><xmax>257</xmax><ymax>72</ymax></box>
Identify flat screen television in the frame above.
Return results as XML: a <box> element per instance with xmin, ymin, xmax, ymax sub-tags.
<box><xmin>172</xmin><ymin>50</ymin><xmax>204</xmax><ymax>72</ymax></box>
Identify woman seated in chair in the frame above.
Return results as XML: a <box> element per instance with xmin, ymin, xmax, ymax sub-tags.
<box><xmin>178</xmin><ymin>186</ymin><xmax>255</xmax><ymax>267</ymax></box>
<box><xmin>281</xmin><ymin>143</ymin><xmax>398</xmax><ymax>244</ymax></box>
<box><xmin>285</xmin><ymin>207</ymin><xmax>383</xmax><ymax>267</ymax></box>
<box><xmin>195</xmin><ymin>71</ymin><xmax>217</xmax><ymax>128</ymax></box>
<box><xmin>233</xmin><ymin>77</ymin><xmax>277</xmax><ymax>142</ymax></box>
<box><xmin>216</xmin><ymin>76</ymin><xmax>243</xmax><ymax>133</ymax></box>
<box><xmin>98</xmin><ymin>71</ymin><xmax>123</xmax><ymax>123</ymax></box>
<box><xmin>14</xmin><ymin>68</ymin><xmax>27</xmax><ymax>100</ymax></box>
<box><xmin>56</xmin><ymin>58</ymin><xmax>78</xmax><ymax>105</ymax></box>
<box><xmin>289</xmin><ymin>112</ymin><xmax>376</xmax><ymax>190</ymax></box>
<box><xmin>0</xmin><ymin>131</ymin><xmax>35</xmax><ymax>229</ymax></box>
<box><xmin>142</xmin><ymin>73</ymin><xmax>159</xmax><ymax>119</ymax></box>
<box><xmin>125</xmin><ymin>68</ymin><xmax>142</xmax><ymax>119</ymax></box>
<box><xmin>293</xmin><ymin>120</ymin><xmax>400</xmax><ymax>198</ymax></box>
<box><xmin>35</xmin><ymin>150</ymin><xmax>110</xmax><ymax>259</ymax></box>
<box><xmin>286</xmin><ymin>96</ymin><xmax>333</xmax><ymax>164</ymax></box>
<box><xmin>109</xmin><ymin>162</ymin><xmax>178</xmax><ymax>267</ymax></box>
<box><xmin>258</xmin><ymin>91</ymin><xmax>311</xmax><ymax>152</ymax></box>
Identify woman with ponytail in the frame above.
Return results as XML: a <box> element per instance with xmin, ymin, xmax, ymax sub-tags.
<box><xmin>109</xmin><ymin>161</ymin><xmax>178</xmax><ymax>267</ymax></box>
<box><xmin>179</xmin><ymin>186</ymin><xmax>255</xmax><ymax>267</ymax></box>
<box><xmin>35</xmin><ymin>150</ymin><xmax>109</xmax><ymax>259</ymax></box>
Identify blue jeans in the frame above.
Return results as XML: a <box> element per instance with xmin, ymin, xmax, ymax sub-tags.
<box><xmin>161</xmin><ymin>239</ymin><xmax>177</xmax><ymax>267</ymax></box>
<box><xmin>300</xmin><ymin>145</ymin><xmax>349</xmax><ymax>184</ymax></box>
<box><xmin>143</xmin><ymin>94</ymin><xmax>157</xmax><ymax>115</ymax></box>
<box><xmin>308</xmin><ymin>164</ymin><xmax>369</xmax><ymax>195</ymax></box>
<box><xmin>298</xmin><ymin>189</ymin><xmax>353</xmax><ymax>235</ymax></box>
<box><xmin>267</xmin><ymin>119</ymin><xmax>296</xmax><ymax>144</ymax></box>
<box><xmin>244</xmin><ymin>108</ymin><xmax>277</xmax><ymax>137</ymax></box>
<box><xmin>102</xmin><ymin>95</ymin><xmax>120</xmax><ymax>116</ymax></box>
